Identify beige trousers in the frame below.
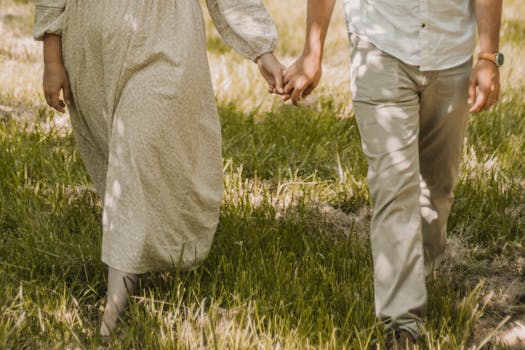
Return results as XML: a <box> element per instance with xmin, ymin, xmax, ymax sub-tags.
<box><xmin>349</xmin><ymin>35</ymin><xmax>472</xmax><ymax>334</ymax></box>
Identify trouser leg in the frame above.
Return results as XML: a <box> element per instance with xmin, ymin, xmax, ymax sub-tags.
<box><xmin>418</xmin><ymin>60</ymin><xmax>472</xmax><ymax>269</ymax></box>
<box><xmin>350</xmin><ymin>36</ymin><xmax>426</xmax><ymax>334</ymax></box>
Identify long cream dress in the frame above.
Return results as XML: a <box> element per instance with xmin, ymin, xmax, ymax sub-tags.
<box><xmin>34</xmin><ymin>0</ymin><xmax>277</xmax><ymax>274</ymax></box>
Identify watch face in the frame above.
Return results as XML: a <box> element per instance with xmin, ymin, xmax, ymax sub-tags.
<box><xmin>496</xmin><ymin>53</ymin><xmax>505</xmax><ymax>67</ymax></box>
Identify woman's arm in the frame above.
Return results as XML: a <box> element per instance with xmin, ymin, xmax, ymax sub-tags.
<box><xmin>206</xmin><ymin>0</ymin><xmax>278</xmax><ymax>61</ymax></box>
<box><xmin>34</xmin><ymin>0</ymin><xmax>66</xmax><ymax>41</ymax></box>
<box><xmin>35</xmin><ymin>1</ymin><xmax>71</xmax><ymax>112</ymax></box>
<box><xmin>42</xmin><ymin>34</ymin><xmax>70</xmax><ymax>113</ymax></box>
<box><xmin>206</xmin><ymin>0</ymin><xmax>284</xmax><ymax>94</ymax></box>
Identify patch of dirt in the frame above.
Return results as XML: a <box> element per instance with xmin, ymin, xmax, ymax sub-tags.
<box><xmin>307</xmin><ymin>202</ymin><xmax>371</xmax><ymax>239</ymax></box>
<box><xmin>499</xmin><ymin>320</ymin><xmax>525</xmax><ymax>349</ymax></box>
<box><xmin>472</xmin><ymin>276</ymin><xmax>525</xmax><ymax>349</ymax></box>
<box><xmin>442</xmin><ymin>236</ymin><xmax>525</xmax><ymax>348</ymax></box>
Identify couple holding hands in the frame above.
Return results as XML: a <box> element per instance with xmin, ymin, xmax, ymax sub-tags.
<box><xmin>36</xmin><ymin>0</ymin><xmax>502</xmax><ymax>346</ymax></box>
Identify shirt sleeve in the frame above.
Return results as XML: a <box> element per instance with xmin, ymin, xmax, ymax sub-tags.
<box><xmin>206</xmin><ymin>0</ymin><xmax>278</xmax><ymax>62</ymax></box>
<box><xmin>33</xmin><ymin>0</ymin><xmax>66</xmax><ymax>41</ymax></box>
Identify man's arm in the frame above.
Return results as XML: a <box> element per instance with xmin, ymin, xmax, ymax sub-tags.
<box><xmin>469</xmin><ymin>0</ymin><xmax>503</xmax><ymax>113</ymax></box>
<box><xmin>282</xmin><ymin>0</ymin><xmax>336</xmax><ymax>104</ymax></box>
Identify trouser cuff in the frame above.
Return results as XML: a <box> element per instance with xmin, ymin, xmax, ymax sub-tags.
<box><xmin>384</xmin><ymin>317</ymin><xmax>422</xmax><ymax>340</ymax></box>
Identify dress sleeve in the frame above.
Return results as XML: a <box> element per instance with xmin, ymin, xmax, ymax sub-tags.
<box><xmin>206</xmin><ymin>0</ymin><xmax>278</xmax><ymax>62</ymax></box>
<box><xmin>33</xmin><ymin>0</ymin><xmax>66</xmax><ymax>41</ymax></box>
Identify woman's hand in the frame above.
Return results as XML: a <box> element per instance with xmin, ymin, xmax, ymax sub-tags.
<box><xmin>43</xmin><ymin>62</ymin><xmax>71</xmax><ymax>113</ymax></box>
<box><xmin>43</xmin><ymin>34</ymin><xmax>71</xmax><ymax>113</ymax></box>
<box><xmin>256</xmin><ymin>52</ymin><xmax>285</xmax><ymax>95</ymax></box>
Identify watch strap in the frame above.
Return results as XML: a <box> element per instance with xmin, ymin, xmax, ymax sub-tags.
<box><xmin>478</xmin><ymin>52</ymin><xmax>503</xmax><ymax>67</ymax></box>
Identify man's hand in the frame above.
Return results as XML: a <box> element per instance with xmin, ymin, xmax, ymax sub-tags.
<box><xmin>468</xmin><ymin>59</ymin><xmax>500</xmax><ymax>113</ymax></box>
<box><xmin>256</xmin><ymin>52</ymin><xmax>285</xmax><ymax>95</ymax></box>
<box><xmin>280</xmin><ymin>0</ymin><xmax>335</xmax><ymax>105</ymax></box>
<box><xmin>282</xmin><ymin>54</ymin><xmax>322</xmax><ymax>105</ymax></box>
<box><xmin>43</xmin><ymin>62</ymin><xmax>71</xmax><ymax>113</ymax></box>
<box><xmin>470</xmin><ymin>0</ymin><xmax>502</xmax><ymax>113</ymax></box>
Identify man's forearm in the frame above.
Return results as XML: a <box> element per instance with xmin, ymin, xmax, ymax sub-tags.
<box><xmin>474</xmin><ymin>0</ymin><xmax>502</xmax><ymax>52</ymax></box>
<box><xmin>303</xmin><ymin>0</ymin><xmax>336</xmax><ymax>60</ymax></box>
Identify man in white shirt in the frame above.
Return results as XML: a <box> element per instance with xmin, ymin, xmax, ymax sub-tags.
<box><xmin>281</xmin><ymin>0</ymin><xmax>502</xmax><ymax>346</ymax></box>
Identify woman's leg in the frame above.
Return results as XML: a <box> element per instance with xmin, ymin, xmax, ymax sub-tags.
<box><xmin>100</xmin><ymin>267</ymin><xmax>139</xmax><ymax>337</ymax></box>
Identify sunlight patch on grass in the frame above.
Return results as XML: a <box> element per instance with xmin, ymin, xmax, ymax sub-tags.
<box><xmin>0</xmin><ymin>57</ymin><xmax>45</xmax><ymax>109</ymax></box>
<box><xmin>0</xmin><ymin>0</ymin><xmax>34</xmax><ymax>36</ymax></box>
<box><xmin>499</xmin><ymin>321</ymin><xmax>525</xmax><ymax>348</ymax></box>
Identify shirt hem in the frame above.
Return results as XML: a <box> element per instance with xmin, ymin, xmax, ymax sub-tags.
<box><xmin>348</xmin><ymin>30</ymin><xmax>473</xmax><ymax>72</ymax></box>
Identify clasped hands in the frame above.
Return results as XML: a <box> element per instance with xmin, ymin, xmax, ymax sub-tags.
<box><xmin>257</xmin><ymin>51</ymin><xmax>322</xmax><ymax>105</ymax></box>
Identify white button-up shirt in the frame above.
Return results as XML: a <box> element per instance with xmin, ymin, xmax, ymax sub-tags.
<box><xmin>344</xmin><ymin>0</ymin><xmax>476</xmax><ymax>71</ymax></box>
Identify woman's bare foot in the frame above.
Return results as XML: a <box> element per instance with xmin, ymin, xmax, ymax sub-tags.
<box><xmin>100</xmin><ymin>267</ymin><xmax>138</xmax><ymax>337</ymax></box>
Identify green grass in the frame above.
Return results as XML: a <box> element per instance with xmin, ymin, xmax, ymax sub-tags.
<box><xmin>1</xmin><ymin>98</ymin><xmax>523</xmax><ymax>348</ymax></box>
<box><xmin>1</xmin><ymin>0</ymin><xmax>524</xmax><ymax>348</ymax></box>
<box><xmin>220</xmin><ymin>102</ymin><xmax>365</xmax><ymax>179</ymax></box>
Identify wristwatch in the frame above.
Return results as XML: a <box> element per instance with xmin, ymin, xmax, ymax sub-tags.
<box><xmin>478</xmin><ymin>52</ymin><xmax>505</xmax><ymax>67</ymax></box>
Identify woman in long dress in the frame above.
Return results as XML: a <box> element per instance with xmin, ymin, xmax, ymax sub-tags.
<box><xmin>34</xmin><ymin>0</ymin><xmax>284</xmax><ymax>335</ymax></box>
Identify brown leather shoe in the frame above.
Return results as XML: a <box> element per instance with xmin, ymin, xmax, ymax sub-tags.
<box><xmin>384</xmin><ymin>329</ymin><xmax>418</xmax><ymax>350</ymax></box>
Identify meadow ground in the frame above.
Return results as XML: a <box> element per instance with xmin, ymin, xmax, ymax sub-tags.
<box><xmin>0</xmin><ymin>0</ymin><xmax>524</xmax><ymax>348</ymax></box>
